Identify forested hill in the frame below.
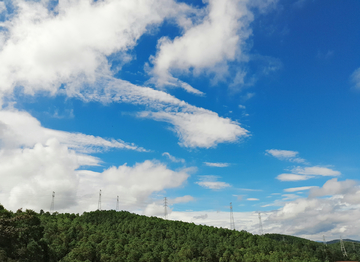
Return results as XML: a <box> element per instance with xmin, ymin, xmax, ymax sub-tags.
<box><xmin>1</xmin><ymin>205</ymin><xmax>359</xmax><ymax>262</ymax></box>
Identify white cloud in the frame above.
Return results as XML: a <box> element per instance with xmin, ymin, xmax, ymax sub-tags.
<box><xmin>276</xmin><ymin>166</ymin><xmax>341</xmax><ymax>181</ymax></box>
<box><xmin>197</xmin><ymin>181</ymin><xmax>231</xmax><ymax>190</ymax></box>
<box><xmin>0</xmin><ymin>149</ymin><xmax>192</xmax><ymax>213</ymax></box>
<box><xmin>162</xmin><ymin>152</ymin><xmax>185</xmax><ymax>163</ymax></box>
<box><xmin>281</xmin><ymin>194</ymin><xmax>300</xmax><ymax>200</ymax></box>
<box><xmin>0</xmin><ymin>108</ymin><xmax>144</xmax><ymax>153</ymax></box>
<box><xmin>350</xmin><ymin>68</ymin><xmax>360</xmax><ymax>89</ymax></box>
<box><xmin>276</xmin><ymin>173</ymin><xmax>309</xmax><ymax>181</ymax></box>
<box><xmin>309</xmin><ymin>178</ymin><xmax>358</xmax><ymax>199</ymax></box>
<box><xmin>0</xmin><ymin>0</ymin><xmax>192</xmax><ymax>100</ymax></box>
<box><xmin>196</xmin><ymin>175</ymin><xmax>230</xmax><ymax>190</ymax></box>
<box><xmin>238</xmin><ymin>188</ymin><xmax>262</xmax><ymax>192</ymax></box>
<box><xmin>150</xmin><ymin>0</ymin><xmax>255</xmax><ymax>91</ymax></box>
<box><xmin>292</xmin><ymin>166</ymin><xmax>341</xmax><ymax>177</ymax></box>
<box><xmin>266</xmin><ymin>197</ymin><xmax>360</xmax><ymax>240</ymax></box>
<box><xmin>204</xmin><ymin>162</ymin><xmax>230</xmax><ymax>167</ymax></box>
<box><xmin>266</xmin><ymin>149</ymin><xmax>305</xmax><ymax>163</ymax></box>
<box><xmin>0</xmin><ymin>138</ymin><xmax>93</xmax><ymax>211</ymax></box>
<box><xmin>139</xmin><ymin>108</ymin><xmax>248</xmax><ymax>148</ymax></box>
<box><xmin>247</xmin><ymin>198</ymin><xmax>259</xmax><ymax>201</ymax></box>
<box><xmin>193</xmin><ymin>214</ymin><xmax>208</xmax><ymax>220</ymax></box>
<box><xmin>284</xmin><ymin>186</ymin><xmax>315</xmax><ymax>192</ymax></box>
<box><xmin>99</xmin><ymin>160</ymin><xmax>189</xmax><ymax>204</ymax></box>
<box><xmin>0</xmin><ymin>0</ymin><xmax>249</xmax><ymax>149</ymax></box>
<box><xmin>0</xmin><ymin>2</ymin><xmax>6</xmax><ymax>14</ymax></box>
<box><xmin>170</xmin><ymin>195</ymin><xmax>194</xmax><ymax>204</ymax></box>
<box><xmin>263</xmin><ymin>178</ymin><xmax>360</xmax><ymax>240</ymax></box>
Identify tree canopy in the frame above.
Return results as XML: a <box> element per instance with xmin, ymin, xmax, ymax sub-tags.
<box><xmin>0</xmin><ymin>204</ymin><xmax>359</xmax><ymax>262</ymax></box>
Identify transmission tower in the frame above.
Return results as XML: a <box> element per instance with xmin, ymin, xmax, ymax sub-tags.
<box><xmin>116</xmin><ymin>196</ymin><xmax>119</xmax><ymax>211</ymax></box>
<box><xmin>98</xmin><ymin>189</ymin><xmax>102</xmax><ymax>211</ymax></box>
<box><xmin>323</xmin><ymin>235</ymin><xmax>327</xmax><ymax>246</ymax></box>
<box><xmin>340</xmin><ymin>235</ymin><xmax>348</xmax><ymax>257</ymax></box>
<box><xmin>230</xmin><ymin>202</ymin><xmax>235</xmax><ymax>230</ymax></box>
<box><xmin>164</xmin><ymin>197</ymin><xmax>168</xmax><ymax>219</ymax></box>
<box><xmin>50</xmin><ymin>191</ymin><xmax>55</xmax><ymax>213</ymax></box>
<box><xmin>258</xmin><ymin>212</ymin><xmax>264</xmax><ymax>235</ymax></box>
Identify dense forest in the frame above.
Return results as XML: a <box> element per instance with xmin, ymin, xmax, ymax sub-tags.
<box><xmin>1</xmin><ymin>204</ymin><xmax>359</xmax><ymax>262</ymax></box>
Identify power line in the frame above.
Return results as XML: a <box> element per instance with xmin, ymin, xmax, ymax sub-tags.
<box><xmin>98</xmin><ymin>189</ymin><xmax>102</xmax><ymax>211</ymax></box>
<box><xmin>230</xmin><ymin>202</ymin><xmax>235</xmax><ymax>230</ymax></box>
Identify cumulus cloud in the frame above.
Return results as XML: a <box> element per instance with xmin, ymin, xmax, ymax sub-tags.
<box><xmin>204</xmin><ymin>162</ymin><xmax>230</xmax><ymax>167</ymax></box>
<box><xmin>0</xmin><ymin>145</ymin><xmax>192</xmax><ymax>213</ymax></box>
<box><xmin>0</xmin><ymin>2</ymin><xmax>6</xmax><ymax>14</ymax></box>
<box><xmin>266</xmin><ymin>149</ymin><xmax>305</xmax><ymax>163</ymax></box>
<box><xmin>0</xmin><ymin>0</ymin><xmax>249</xmax><ymax>149</ymax></box>
<box><xmin>96</xmin><ymin>160</ymin><xmax>189</xmax><ymax>204</ymax></box>
<box><xmin>0</xmin><ymin>0</ymin><xmax>192</xmax><ymax>99</ymax></box>
<box><xmin>0</xmin><ymin>138</ymin><xmax>93</xmax><ymax>211</ymax></box>
<box><xmin>150</xmin><ymin>0</ymin><xmax>278</xmax><ymax>91</ymax></box>
<box><xmin>162</xmin><ymin>152</ymin><xmax>185</xmax><ymax>163</ymax></box>
<box><xmin>266</xmin><ymin>197</ymin><xmax>360</xmax><ymax>239</ymax></box>
<box><xmin>263</xmin><ymin>178</ymin><xmax>360</xmax><ymax>240</ymax></box>
<box><xmin>0</xmin><ymin>108</ymin><xmax>144</xmax><ymax>153</ymax></box>
<box><xmin>350</xmin><ymin>68</ymin><xmax>360</xmax><ymax>89</ymax></box>
<box><xmin>309</xmin><ymin>178</ymin><xmax>358</xmax><ymax>199</ymax></box>
<box><xmin>276</xmin><ymin>166</ymin><xmax>341</xmax><ymax>181</ymax></box>
<box><xmin>150</xmin><ymin>0</ymin><xmax>253</xmax><ymax>91</ymax></box>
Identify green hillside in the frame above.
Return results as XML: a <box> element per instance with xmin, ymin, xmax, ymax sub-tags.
<box><xmin>1</xmin><ymin>204</ymin><xmax>359</xmax><ymax>262</ymax></box>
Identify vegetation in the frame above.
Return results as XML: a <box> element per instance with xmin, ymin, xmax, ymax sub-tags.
<box><xmin>1</xmin><ymin>204</ymin><xmax>359</xmax><ymax>261</ymax></box>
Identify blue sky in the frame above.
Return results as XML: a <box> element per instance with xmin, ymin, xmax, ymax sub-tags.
<box><xmin>0</xmin><ymin>0</ymin><xmax>360</xmax><ymax>241</ymax></box>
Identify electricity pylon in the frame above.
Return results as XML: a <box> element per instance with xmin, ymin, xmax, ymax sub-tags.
<box><xmin>98</xmin><ymin>189</ymin><xmax>102</xmax><ymax>211</ymax></box>
<box><xmin>50</xmin><ymin>191</ymin><xmax>55</xmax><ymax>213</ymax></box>
<box><xmin>230</xmin><ymin>202</ymin><xmax>235</xmax><ymax>230</ymax></box>
<box><xmin>258</xmin><ymin>212</ymin><xmax>264</xmax><ymax>235</ymax></box>
<box><xmin>340</xmin><ymin>235</ymin><xmax>348</xmax><ymax>257</ymax></box>
<box><xmin>164</xmin><ymin>197</ymin><xmax>168</xmax><ymax>219</ymax></box>
<box><xmin>116</xmin><ymin>196</ymin><xmax>119</xmax><ymax>211</ymax></box>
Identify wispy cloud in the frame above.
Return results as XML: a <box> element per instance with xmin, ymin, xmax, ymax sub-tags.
<box><xmin>247</xmin><ymin>198</ymin><xmax>259</xmax><ymax>201</ymax></box>
<box><xmin>284</xmin><ymin>186</ymin><xmax>315</xmax><ymax>192</ymax></box>
<box><xmin>238</xmin><ymin>188</ymin><xmax>263</xmax><ymax>192</ymax></box>
<box><xmin>276</xmin><ymin>166</ymin><xmax>341</xmax><ymax>182</ymax></box>
<box><xmin>266</xmin><ymin>149</ymin><xmax>305</xmax><ymax>163</ymax></box>
<box><xmin>162</xmin><ymin>152</ymin><xmax>185</xmax><ymax>163</ymax></box>
<box><xmin>0</xmin><ymin>108</ymin><xmax>145</xmax><ymax>153</ymax></box>
<box><xmin>196</xmin><ymin>175</ymin><xmax>231</xmax><ymax>190</ymax></box>
<box><xmin>204</xmin><ymin>162</ymin><xmax>230</xmax><ymax>167</ymax></box>
<box><xmin>351</xmin><ymin>68</ymin><xmax>360</xmax><ymax>90</ymax></box>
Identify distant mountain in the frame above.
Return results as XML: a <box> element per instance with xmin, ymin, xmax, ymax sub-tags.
<box><xmin>327</xmin><ymin>239</ymin><xmax>360</xmax><ymax>245</ymax></box>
